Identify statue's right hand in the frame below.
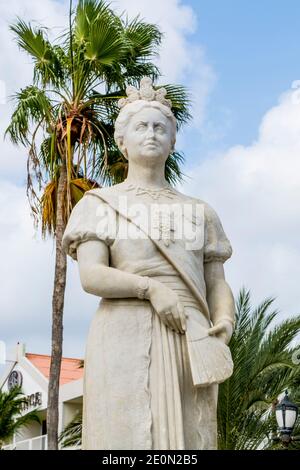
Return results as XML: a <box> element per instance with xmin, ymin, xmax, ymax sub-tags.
<box><xmin>147</xmin><ymin>279</ymin><xmax>186</xmax><ymax>334</ymax></box>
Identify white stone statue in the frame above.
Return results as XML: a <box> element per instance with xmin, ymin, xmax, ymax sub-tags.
<box><xmin>62</xmin><ymin>77</ymin><xmax>235</xmax><ymax>450</ymax></box>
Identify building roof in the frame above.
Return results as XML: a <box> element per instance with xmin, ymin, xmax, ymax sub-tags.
<box><xmin>26</xmin><ymin>353</ymin><xmax>83</xmax><ymax>385</ymax></box>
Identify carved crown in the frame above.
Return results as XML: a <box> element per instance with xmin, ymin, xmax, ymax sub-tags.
<box><xmin>118</xmin><ymin>77</ymin><xmax>172</xmax><ymax>110</ymax></box>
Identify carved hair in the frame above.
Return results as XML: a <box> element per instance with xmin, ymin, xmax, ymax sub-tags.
<box><xmin>114</xmin><ymin>100</ymin><xmax>177</xmax><ymax>156</ymax></box>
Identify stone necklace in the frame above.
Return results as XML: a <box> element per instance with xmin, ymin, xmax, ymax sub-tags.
<box><xmin>123</xmin><ymin>182</ymin><xmax>177</xmax><ymax>200</ymax></box>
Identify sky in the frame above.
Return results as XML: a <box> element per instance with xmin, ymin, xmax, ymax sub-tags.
<box><xmin>0</xmin><ymin>0</ymin><xmax>300</xmax><ymax>364</ymax></box>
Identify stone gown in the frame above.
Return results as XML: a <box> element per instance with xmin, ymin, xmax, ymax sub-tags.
<box><xmin>62</xmin><ymin>183</ymin><xmax>232</xmax><ymax>450</ymax></box>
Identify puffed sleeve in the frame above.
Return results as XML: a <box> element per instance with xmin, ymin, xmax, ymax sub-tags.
<box><xmin>62</xmin><ymin>193</ymin><xmax>116</xmax><ymax>260</ymax></box>
<box><xmin>203</xmin><ymin>203</ymin><xmax>232</xmax><ymax>264</ymax></box>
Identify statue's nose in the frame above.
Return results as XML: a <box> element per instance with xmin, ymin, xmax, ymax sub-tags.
<box><xmin>145</xmin><ymin>126</ymin><xmax>155</xmax><ymax>138</ymax></box>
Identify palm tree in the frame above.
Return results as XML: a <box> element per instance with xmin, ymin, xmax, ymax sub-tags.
<box><xmin>218</xmin><ymin>288</ymin><xmax>300</xmax><ymax>450</ymax></box>
<box><xmin>59</xmin><ymin>290</ymin><xmax>300</xmax><ymax>450</ymax></box>
<box><xmin>59</xmin><ymin>411</ymin><xmax>82</xmax><ymax>449</ymax></box>
<box><xmin>0</xmin><ymin>386</ymin><xmax>40</xmax><ymax>449</ymax></box>
<box><xmin>273</xmin><ymin>365</ymin><xmax>300</xmax><ymax>449</ymax></box>
<box><xmin>5</xmin><ymin>0</ymin><xmax>190</xmax><ymax>449</ymax></box>
<box><xmin>59</xmin><ymin>359</ymin><xmax>83</xmax><ymax>449</ymax></box>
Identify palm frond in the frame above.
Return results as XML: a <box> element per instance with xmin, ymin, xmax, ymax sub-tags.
<box><xmin>0</xmin><ymin>386</ymin><xmax>41</xmax><ymax>445</ymax></box>
<box><xmin>218</xmin><ymin>289</ymin><xmax>300</xmax><ymax>450</ymax></box>
<box><xmin>5</xmin><ymin>86</ymin><xmax>52</xmax><ymax>145</ymax></box>
<box><xmin>59</xmin><ymin>412</ymin><xmax>82</xmax><ymax>448</ymax></box>
<box><xmin>163</xmin><ymin>84</ymin><xmax>192</xmax><ymax>128</ymax></box>
<box><xmin>74</xmin><ymin>0</ymin><xmax>112</xmax><ymax>45</ymax></box>
<box><xmin>41</xmin><ymin>176</ymin><xmax>98</xmax><ymax>236</ymax></box>
<box><xmin>85</xmin><ymin>18</ymin><xmax>126</xmax><ymax>66</ymax></box>
<box><xmin>10</xmin><ymin>20</ymin><xmax>65</xmax><ymax>87</ymax></box>
<box><xmin>165</xmin><ymin>151</ymin><xmax>186</xmax><ymax>185</ymax></box>
<box><xmin>123</xmin><ymin>16</ymin><xmax>162</xmax><ymax>59</ymax></box>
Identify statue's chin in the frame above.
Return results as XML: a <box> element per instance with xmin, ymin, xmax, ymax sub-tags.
<box><xmin>127</xmin><ymin>150</ymin><xmax>168</xmax><ymax>166</ymax></box>
<box><xmin>139</xmin><ymin>149</ymin><xmax>167</xmax><ymax>160</ymax></box>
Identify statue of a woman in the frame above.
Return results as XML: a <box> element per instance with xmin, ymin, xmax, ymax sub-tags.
<box><xmin>62</xmin><ymin>78</ymin><xmax>235</xmax><ymax>450</ymax></box>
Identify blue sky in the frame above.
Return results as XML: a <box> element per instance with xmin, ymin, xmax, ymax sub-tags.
<box><xmin>1</xmin><ymin>0</ymin><xmax>300</xmax><ymax>361</ymax></box>
<box><xmin>182</xmin><ymin>0</ymin><xmax>300</xmax><ymax>166</ymax></box>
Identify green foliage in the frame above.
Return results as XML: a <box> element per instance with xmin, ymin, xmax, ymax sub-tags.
<box><xmin>5</xmin><ymin>2</ymin><xmax>191</xmax><ymax>449</ymax></box>
<box><xmin>6</xmin><ymin>0</ymin><xmax>191</xmax><ymax>234</ymax></box>
<box><xmin>10</xmin><ymin>20</ymin><xmax>65</xmax><ymax>87</ymax></box>
<box><xmin>59</xmin><ymin>412</ymin><xmax>82</xmax><ymax>449</ymax></box>
<box><xmin>59</xmin><ymin>288</ymin><xmax>300</xmax><ymax>450</ymax></box>
<box><xmin>6</xmin><ymin>86</ymin><xmax>52</xmax><ymax>145</ymax></box>
<box><xmin>218</xmin><ymin>288</ymin><xmax>300</xmax><ymax>450</ymax></box>
<box><xmin>0</xmin><ymin>386</ymin><xmax>41</xmax><ymax>448</ymax></box>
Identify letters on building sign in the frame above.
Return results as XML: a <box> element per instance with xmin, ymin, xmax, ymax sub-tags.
<box><xmin>22</xmin><ymin>392</ymin><xmax>42</xmax><ymax>411</ymax></box>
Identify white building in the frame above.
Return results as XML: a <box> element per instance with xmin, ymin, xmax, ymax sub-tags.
<box><xmin>0</xmin><ymin>343</ymin><xmax>83</xmax><ymax>450</ymax></box>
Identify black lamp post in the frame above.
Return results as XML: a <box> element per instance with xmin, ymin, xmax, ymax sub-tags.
<box><xmin>272</xmin><ymin>391</ymin><xmax>300</xmax><ymax>447</ymax></box>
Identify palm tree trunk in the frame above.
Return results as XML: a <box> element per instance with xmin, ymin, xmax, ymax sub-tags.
<box><xmin>47</xmin><ymin>164</ymin><xmax>67</xmax><ymax>450</ymax></box>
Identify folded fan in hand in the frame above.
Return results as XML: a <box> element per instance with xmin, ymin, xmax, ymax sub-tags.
<box><xmin>185</xmin><ymin>314</ymin><xmax>233</xmax><ymax>388</ymax></box>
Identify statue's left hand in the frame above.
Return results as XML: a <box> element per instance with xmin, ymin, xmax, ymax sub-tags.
<box><xmin>207</xmin><ymin>319</ymin><xmax>233</xmax><ymax>345</ymax></box>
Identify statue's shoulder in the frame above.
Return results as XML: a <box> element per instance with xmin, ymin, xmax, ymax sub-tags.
<box><xmin>173</xmin><ymin>189</ymin><xmax>218</xmax><ymax>220</ymax></box>
<box><xmin>85</xmin><ymin>184</ymin><xmax>124</xmax><ymax>199</ymax></box>
<box><xmin>172</xmin><ymin>187</ymin><xmax>208</xmax><ymax>207</ymax></box>
<box><xmin>84</xmin><ymin>184</ymin><xmax>133</xmax><ymax>211</ymax></box>
<box><xmin>192</xmin><ymin>198</ymin><xmax>220</xmax><ymax>220</ymax></box>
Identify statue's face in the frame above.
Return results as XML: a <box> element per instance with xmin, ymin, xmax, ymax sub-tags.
<box><xmin>122</xmin><ymin>107</ymin><xmax>173</xmax><ymax>165</ymax></box>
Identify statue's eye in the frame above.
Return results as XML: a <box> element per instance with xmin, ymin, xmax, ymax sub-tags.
<box><xmin>136</xmin><ymin>123</ymin><xmax>147</xmax><ymax>131</ymax></box>
<box><xmin>155</xmin><ymin>124</ymin><xmax>165</xmax><ymax>133</ymax></box>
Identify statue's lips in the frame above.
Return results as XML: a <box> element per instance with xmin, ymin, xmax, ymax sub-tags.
<box><xmin>143</xmin><ymin>142</ymin><xmax>157</xmax><ymax>148</ymax></box>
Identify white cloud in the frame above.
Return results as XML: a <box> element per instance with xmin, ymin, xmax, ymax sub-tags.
<box><xmin>0</xmin><ymin>0</ymin><xmax>69</xmax><ymax>182</ymax></box>
<box><xmin>117</xmin><ymin>0</ymin><xmax>215</xmax><ymax>127</ymax></box>
<box><xmin>0</xmin><ymin>0</ymin><xmax>215</xmax><ymax>180</ymax></box>
<box><xmin>0</xmin><ymin>0</ymin><xmax>68</xmax><ymax>92</ymax></box>
<box><xmin>117</xmin><ymin>0</ymin><xmax>197</xmax><ymax>82</ymax></box>
<box><xmin>5</xmin><ymin>0</ymin><xmax>298</xmax><ymax>362</ymax></box>
<box><xmin>182</xmin><ymin>89</ymin><xmax>300</xmax><ymax>317</ymax></box>
<box><xmin>0</xmin><ymin>180</ymin><xmax>97</xmax><ymax>358</ymax></box>
<box><xmin>0</xmin><ymin>183</ymin><xmax>53</xmax><ymax>349</ymax></box>
<box><xmin>2</xmin><ymin>87</ymin><xmax>300</xmax><ymax>362</ymax></box>
<box><xmin>0</xmin><ymin>0</ymin><xmax>217</xmax><ymax>358</ymax></box>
